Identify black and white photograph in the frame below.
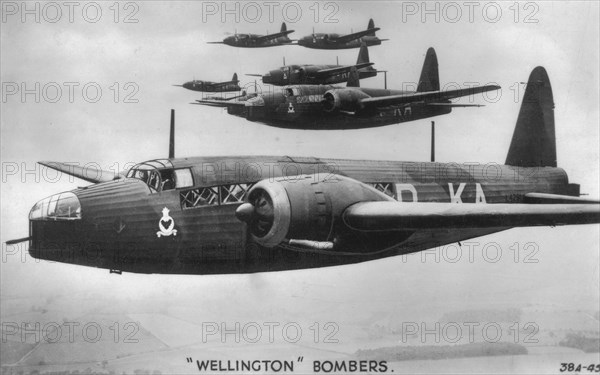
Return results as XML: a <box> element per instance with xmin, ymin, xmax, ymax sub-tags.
<box><xmin>1</xmin><ymin>1</ymin><xmax>599</xmax><ymax>374</ymax></box>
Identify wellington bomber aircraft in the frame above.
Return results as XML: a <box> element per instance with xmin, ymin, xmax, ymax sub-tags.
<box><xmin>194</xmin><ymin>48</ymin><xmax>500</xmax><ymax>130</ymax></box>
<box><xmin>208</xmin><ymin>22</ymin><xmax>294</xmax><ymax>48</ymax></box>
<box><xmin>6</xmin><ymin>67</ymin><xmax>599</xmax><ymax>275</ymax></box>
<box><xmin>246</xmin><ymin>43</ymin><xmax>377</xmax><ymax>86</ymax></box>
<box><xmin>174</xmin><ymin>73</ymin><xmax>241</xmax><ymax>93</ymax></box>
<box><xmin>298</xmin><ymin>18</ymin><xmax>387</xmax><ymax>49</ymax></box>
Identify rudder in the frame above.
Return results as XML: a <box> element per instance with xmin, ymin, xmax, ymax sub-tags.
<box><xmin>356</xmin><ymin>42</ymin><xmax>370</xmax><ymax>64</ymax></box>
<box><xmin>505</xmin><ymin>66</ymin><xmax>556</xmax><ymax>167</ymax></box>
<box><xmin>347</xmin><ymin>67</ymin><xmax>360</xmax><ymax>88</ymax></box>
<box><xmin>232</xmin><ymin>73</ymin><xmax>239</xmax><ymax>82</ymax></box>
<box><xmin>281</xmin><ymin>22</ymin><xmax>287</xmax><ymax>32</ymax></box>
<box><xmin>417</xmin><ymin>48</ymin><xmax>439</xmax><ymax>92</ymax></box>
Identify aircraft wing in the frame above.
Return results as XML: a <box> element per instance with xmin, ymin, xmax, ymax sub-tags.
<box><xmin>343</xmin><ymin>201</ymin><xmax>600</xmax><ymax>231</ymax></box>
<box><xmin>255</xmin><ymin>30</ymin><xmax>294</xmax><ymax>43</ymax></box>
<box><xmin>359</xmin><ymin>85</ymin><xmax>501</xmax><ymax>109</ymax></box>
<box><xmin>38</xmin><ymin>161</ymin><xmax>116</xmax><ymax>184</ymax></box>
<box><xmin>314</xmin><ymin>62</ymin><xmax>374</xmax><ymax>77</ymax></box>
<box><xmin>192</xmin><ymin>99</ymin><xmax>247</xmax><ymax>107</ymax></box>
<box><xmin>334</xmin><ymin>28</ymin><xmax>380</xmax><ymax>44</ymax></box>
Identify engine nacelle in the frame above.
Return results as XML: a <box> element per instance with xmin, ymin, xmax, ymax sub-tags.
<box><xmin>322</xmin><ymin>89</ymin><xmax>370</xmax><ymax>113</ymax></box>
<box><xmin>237</xmin><ymin>174</ymin><xmax>394</xmax><ymax>248</ymax></box>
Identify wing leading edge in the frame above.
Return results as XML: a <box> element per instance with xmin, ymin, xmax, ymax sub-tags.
<box><xmin>255</xmin><ymin>30</ymin><xmax>294</xmax><ymax>43</ymax></box>
<box><xmin>38</xmin><ymin>161</ymin><xmax>116</xmax><ymax>184</ymax></box>
<box><xmin>343</xmin><ymin>201</ymin><xmax>600</xmax><ymax>231</ymax></box>
<box><xmin>314</xmin><ymin>62</ymin><xmax>374</xmax><ymax>77</ymax></box>
<box><xmin>359</xmin><ymin>85</ymin><xmax>501</xmax><ymax>109</ymax></box>
<box><xmin>334</xmin><ymin>28</ymin><xmax>380</xmax><ymax>44</ymax></box>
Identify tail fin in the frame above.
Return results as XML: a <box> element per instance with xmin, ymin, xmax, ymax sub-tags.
<box><xmin>417</xmin><ymin>48</ymin><xmax>439</xmax><ymax>92</ymax></box>
<box><xmin>366</xmin><ymin>19</ymin><xmax>376</xmax><ymax>36</ymax></box>
<box><xmin>232</xmin><ymin>73</ymin><xmax>239</xmax><ymax>82</ymax></box>
<box><xmin>356</xmin><ymin>42</ymin><xmax>370</xmax><ymax>65</ymax></box>
<box><xmin>505</xmin><ymin>66</ymin><xmax>556</xmax><ymax>167</ymax></box>
<box><xmin>281</xmin><ymin>22</ymin><xmax>287</xmax><ymax>32</ymax></box>
<box><xmin>347</xmin><ymin>67</ymin><xmax>360</xmax><ymax>88</ymax></box>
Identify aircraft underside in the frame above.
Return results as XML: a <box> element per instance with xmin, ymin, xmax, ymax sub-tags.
<box><xmin>232</xmin><ymin>104</ymin><xmax>452</xmax><ymax>129</ymax></box>
<box><xmin>29</xmin><ymin>217</ymin><xmax>508</xmax><ymax>275</ymax></box>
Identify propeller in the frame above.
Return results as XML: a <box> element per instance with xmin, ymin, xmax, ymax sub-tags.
<box><xmin>235</xmin><ymin>189</ymin><xmax>274</xmax><ymax>237</ymax></box>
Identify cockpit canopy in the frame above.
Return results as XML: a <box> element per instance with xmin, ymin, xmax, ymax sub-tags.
<box><xmin>30</xmin><ymin>192</ymin><xmax>81</xmax><ymax>220</ymax></box>
<box><xmin>126</xmin><ymin>159</ymin><xmax>193</xmax><ymax>192</ymax></box>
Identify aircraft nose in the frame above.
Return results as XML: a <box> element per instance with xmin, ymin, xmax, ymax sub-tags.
<box><xmin>28</xmin><ymin>191</ymin><xmax>83</xmax><ymax>261</ymax></box>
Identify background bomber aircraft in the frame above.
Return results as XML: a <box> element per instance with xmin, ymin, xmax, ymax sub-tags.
<box><xmin>208</xmin><ymin>22</ymin><xmax>294</xmax><ymax>48</ymax></box>
<box><xmin>298</xmin><ymin>18</ymin><xmax>387</xmax><ymax>49</ymax></box>
<box><xmin>7</xmin><ymin>67</ymin><xmax>600</xmax><ymax>275</ymax></box>
<box><xmin>194</xmin><ymin>48</ymin><xmax>500</xmax><ymax>130</ymax></box>
<box><xmin>246</xmin><ymin>43</ymin><xmax>377</xmax><ymax>86</ymax></box>
<box><xmin>174</xmin><ymin>72</ymin><xmax>241</xmax><ymax>93</ymax></box>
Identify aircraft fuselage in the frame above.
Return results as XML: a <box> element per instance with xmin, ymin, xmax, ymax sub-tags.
<box><xmin>298</xmin><ymin>35</ymin><xmax>382</xmax><ymax>49</ymax></box>
<box><xmin>230</xmin><ymin>85</ymin><xmax>453</xmax><ymax>129</ymax></box>
<box><xmin>183</xmin><ymin>80</ymin><xmax>240</xmax><ymax>93</ymax></box>
<box><xmin>222</xmin><ymin>34</ymin><xmax>293</xmax><ymax>48</ymax></box>
<box><xmin>28</xmin><ymin>155</ymin><xmax>577</xmax><ymax>274</ymax></box>
<box><xmin>262</xmin><ymin>65</ymin><xmax>377</xmax><ymax>86</ymax></box>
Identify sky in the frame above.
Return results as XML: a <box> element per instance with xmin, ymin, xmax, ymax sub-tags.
<box><xmin>1</xmin><ymin>1</ymin><xmax>599</xmax><ymax>371</ymax></box>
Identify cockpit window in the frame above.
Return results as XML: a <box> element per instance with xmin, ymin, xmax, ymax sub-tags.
<box><xmin>127</xmin><ymin>160</ymin><xmax>193</xmax><ymax>193</ymax></box>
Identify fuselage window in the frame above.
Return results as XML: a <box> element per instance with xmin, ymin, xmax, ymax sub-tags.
<box><xmin>181</xmin><ymin>187</ymin><xmax>219</xmax><ymax>208</ymax></box>
<box><xmin>174</xmin><ymin>169</ymin><xmax>193</xmax><ymax>189</ymax></box>
<box><xmin>180</xmin><ymin>183</ymin><xmax>254</xmax><ymax>209</ymax></box>
<box><xmin>221</xmin><ymin>184</ymin><xmax>253</xmax><ymax>204</ymax></box>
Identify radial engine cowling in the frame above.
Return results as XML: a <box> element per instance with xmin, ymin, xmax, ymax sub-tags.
<box><xmin>322</xmin><ymin>89</ymin><xmax>370</xmax><ymax>113</ymax></box>
<box><xmin>235</xmin><ymin>174</ymin><xmax>394</xmax><ymax>248</ymax></box>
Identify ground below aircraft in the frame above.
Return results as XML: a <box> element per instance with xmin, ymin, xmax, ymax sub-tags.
<box><xmin>298</xmin><ymin>19</ymin><xmax>387</xmax><ymax>49</ymax></box>
<box><xmin>208</xmin><ymin>22</ymin><xmax>294</xmax><ymax>48</ymax></box>
<box><xmin>174</xmin><ymin>73</ymin><xmax>241</xmax><ymax>92</ymax></box>
<box><xmin>7</xmin><ymin>67</ymin><xmax>599</xmax><ymax>275</ymax></box>
<box><xmin>246</xmin><ymin>43</ymin><xmax>377</xmax><ymax>86</ymax></box>
<box><xmin>194</xmin><ymin>48</ymin><xmax>500</xmax><ymax>130</ymax></box>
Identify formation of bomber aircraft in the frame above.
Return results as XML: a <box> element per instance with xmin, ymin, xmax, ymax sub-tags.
<box><xmin>297</xmin><ymin>19</ymin><xmax>387</xmax><ymax>50</ymax></box>
<box><xmin>7</xmin><ymin>17</ymin><xmax>599</xmax><ymax>276</ymax></box>
<box><xmin>193</xmin><ymin>48</ymin><xmax>500</xmax><ymax>130</ymax></box>
<box><xmin>207</xmin><ymin>19</ymin><xmax>386</xmax><ymax>49</ymax></box>
<box><xmin>188</xmin><ymin>19</ymin><xmax>499</xmax><ymax>130</ymax></box>
<box><xmin>208</xmin><ymin>22</ymin><xmax>295</xmax><ymax>48</ymax></box>
<box><xmin>7</xmin><ymin>67</ymin><xmax>600</xmax><ymax>275</ymax></box>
